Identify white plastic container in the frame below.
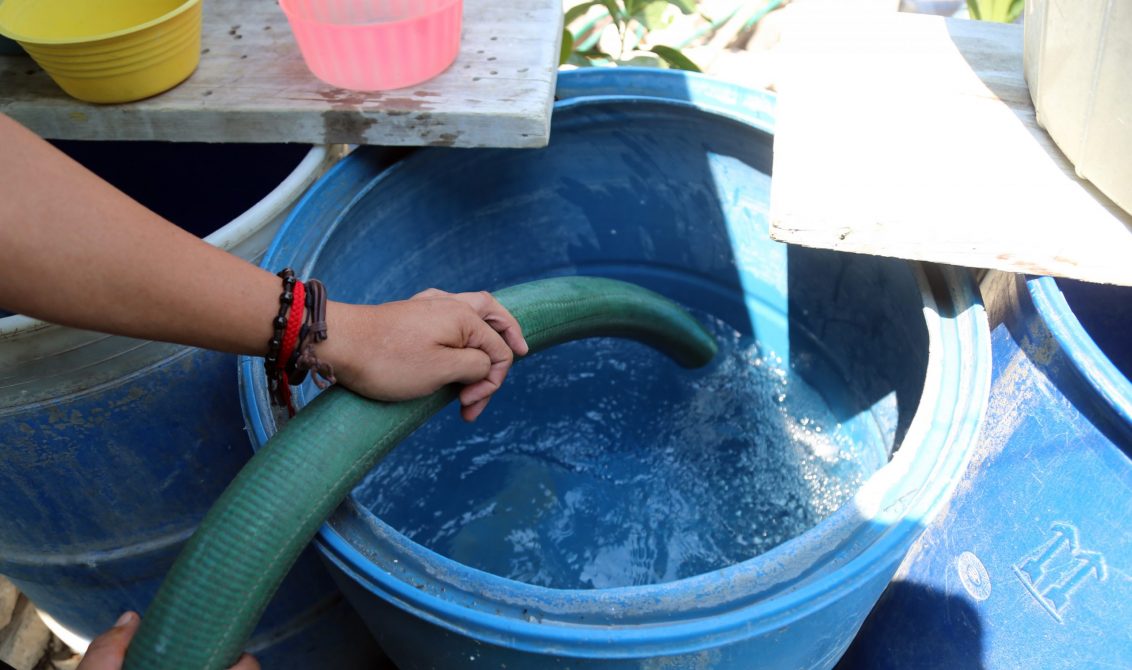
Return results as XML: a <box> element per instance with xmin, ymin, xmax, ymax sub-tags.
<box><xmin>1025</xmin><ymin>0</ymin><xmax>1132</xmax><ymax>216</ymax></box>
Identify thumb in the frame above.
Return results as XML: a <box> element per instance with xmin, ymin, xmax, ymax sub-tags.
<box><xmin>230</xmin><ymin>652</ymin><xmax>262</xmax><ymax>670</ymax></box>
<box><xmin>78</xmin><ymin>611</ymin><xmax>139</xmax><ymax>670</ymax></box>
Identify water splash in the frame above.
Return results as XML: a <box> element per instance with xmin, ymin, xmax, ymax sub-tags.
<box><xmin>354</xmin><ymin>313</ymin><xmax>885</xmax><ymax>589</ymax></box>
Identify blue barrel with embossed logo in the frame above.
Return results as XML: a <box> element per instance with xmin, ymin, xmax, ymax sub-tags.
<box><xmin>840</xmin><ymin>272</ymin><xmax>1132</xmax><ymax>669</ymax></box>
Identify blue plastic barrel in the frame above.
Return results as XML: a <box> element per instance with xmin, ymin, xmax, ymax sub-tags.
<box><xmin>240</xmin><ymin>69</ymin><xmax>991</xmax><ymax>669</ymax></box>
<box><xmin>840</xmin><ymin>273</ymin><xmax>1132</xmax><ymax>669</ymax></box>
<box><xmin>0</xmin><ymin>141</ymin><xmax>387</xmax><ymax>667</ymax></box>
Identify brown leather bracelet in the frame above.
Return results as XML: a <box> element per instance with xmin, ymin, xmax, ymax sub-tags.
<box><xmin>286</xmin><ymin>277</ymin><xmax>335</xmax><ymax>388</ymax></box>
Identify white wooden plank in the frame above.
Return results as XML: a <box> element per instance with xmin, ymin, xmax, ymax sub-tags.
<box><xmin>0</xmin><ymin>0</ymin><xmax>562</xmax><ymax>148</ymax></box>
<box><xmin>769</xmin><ymin>11</ymin><xmax>1132</xmax><ymax>286</ymax></box>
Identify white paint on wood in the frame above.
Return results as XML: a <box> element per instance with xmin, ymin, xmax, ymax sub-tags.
<box><xmin>770</xmin><ymin>11</ymin><xmax>1132</xmax><ymax>286</ymax></box>
<box><xmin>0</xmin><ymin>0</ymin><xmax>561</xmax><ymax>148</ymax></box>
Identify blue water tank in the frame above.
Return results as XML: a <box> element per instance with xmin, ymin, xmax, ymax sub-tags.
<box><xmin>841</xmin><ymin>272</ymin><xmax>1132</xmax><ymax>668</ymax></box>
<box><xmin>240</xmin><ymin>69</ymin><xmax>992</xmax><ymax>670</ymax></box>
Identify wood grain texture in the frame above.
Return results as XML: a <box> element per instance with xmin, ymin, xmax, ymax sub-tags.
<box><xmin>0</xmin><ymin>0</ymin><xmax>561</xmax><ymax>147</ymax></box>
<box><xmin>770</xmin><ymin>11</ymin><xmax>1132</xmax><ymax>286</ymax></box>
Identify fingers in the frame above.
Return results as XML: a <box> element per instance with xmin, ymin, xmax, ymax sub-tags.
<box><xmin>444</xmin><ymin>313</ymin><xmax>513</xmax><ymax>391</ymax></box>
<box><xmin>458</xmin><ymin>314</ymin><xmax>515</xmax><ymax>404</ymax></box>
<box><xmin>442</xmin><ymin>346</ymin><xmax>493</xmax><ymax>386</ymax></box>
<box><xmin>413</xmin><ymin>289</ymin><xmax>529</xmax><ymax>357</ymax></box>
<box><xmin>404</xmin><ymin>288</ymin><xmax>530</xmax><ymax>421</ymax></box>
<box><xmin>231</xmin><ymin>653</ymin><xmax>261</xmax><ymax>670</ymax></box>
<box><xmin>77</xmin><ymin>612</ymin><xmax>139</xmax><ymax>670</ymax></box>
<box><xmin>435</xmin><ymin>313</ymin><xmax>514</xmax><ymax>421</ymax></box>
<box><xmin>461</xmin><ymin>395</ymin><xmax>491</xmax><ymax>422</ymax></box>
<box><xmin>460</xmin><ymin>291</ymin><xmax>530</xmax><ymax>357</ymax></box>
<box><xmin>77</xmin><ymin>612</ymin><xmax>259</xmax><ymax>670</ymax></box>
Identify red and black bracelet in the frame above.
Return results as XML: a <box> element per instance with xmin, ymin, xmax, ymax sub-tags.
<box><xmin>266</xmin><ymin>269</ymin><xmax>335</xmax><ymax>416</ymax></box>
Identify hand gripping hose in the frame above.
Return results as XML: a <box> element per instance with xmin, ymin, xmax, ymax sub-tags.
<box><xmin>124</xmin><ymin>276</ymin><xmax>717</xmax><ymax>670</ymax></box>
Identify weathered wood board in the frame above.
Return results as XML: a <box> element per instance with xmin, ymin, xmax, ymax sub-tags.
<box><xmin>770</xmin><ymin>12</ymin><xmax>1132</xmax><ymax>286</ymax></box>
<box><xmin>0</xmin><ymin>0</ymin><xmax>562</xmax><ymax>147</ymax></box>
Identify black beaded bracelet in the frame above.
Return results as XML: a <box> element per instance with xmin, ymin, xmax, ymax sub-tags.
<box><xmin>266</xmin><ymin>268</ymin><xmax>298</xmax><ymax>405</ymax></box>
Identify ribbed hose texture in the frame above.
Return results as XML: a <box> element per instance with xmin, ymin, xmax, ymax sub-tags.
<box><xmin>124</xmin><ymin>277</ymin><xmax>717</xmax><ymax>670</ymax></box>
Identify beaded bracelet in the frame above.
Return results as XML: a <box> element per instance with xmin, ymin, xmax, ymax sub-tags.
<box><xmin>264</xmin><ymin>269</ymin><xmax>296</xmax><ymax>371</ymax></box>
<box><xmin>266</xmin><ymin>269</ymin><xmax>300</xmax><ymax>412</ymax></box>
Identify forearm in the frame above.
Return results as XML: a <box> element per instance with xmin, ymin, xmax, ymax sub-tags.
<box><xmin>0</xmin><ymin>114</ymin><xmax>528</xmax><ymax>418</ymax></box>
<box><xmin>0</xmin><ymin>113</ymin><xmax>278</xmax><ymax>356</ymax></box>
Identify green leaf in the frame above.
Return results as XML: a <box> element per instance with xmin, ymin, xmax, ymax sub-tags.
<box><xmin>564</xmin><ymin>1</ymin><xmax>599</xmax><ymax>27</ymax></box>
<box><xmin>967</xmin><ymin>0</ymin><xmax>1023</xmax><ymax>23</ymax></box>
<box><xmin>566</xmin><ymin>52</ymin><xmax>595</xmax><ymax>67</ymax></box>
<box><xmin>650</xmin><ymin>45</ymin><xmax>702</xmax><ymax>72</ymax></box>
<box><xmin>639</xmin><ymin>0</ymin><xmax>672</xmax><ymax>30</ymax></box>
<box><xmin>560</xmin><ymin>28</ymin><xmax>575</xmax><ymax>65</ymax></box>
<box><xmin>577</xmin><ymin>52</ymin><xmax>615</xmax><ymax>67</ymax></box>
<box><xmin>667</xmin><ymin>0</ymin><xmax>696</xmax><ymax>15</ymax></box>
<box><xmin>1006</xmin><ymin>0</ymin><xmax>1024</xmax><ymax>22</ymax></box>
<box><xmin>596</xmin><ymin>0</ymin><xmax>626</xmax><ymax>28</ymax></box>
<box><xmin>624</xmin><ymin>0</ymin><xmax>644</xmax><ymax>16</ymax></box>
<box><xmin>619</xmin><ymin>53</ymin><xmax>663</xmax><ymax>68</ymax></box>
<box><xmin>579</xmin><ymin>49</ymin><xmax>616</xmax><ymax>61</ymax></box>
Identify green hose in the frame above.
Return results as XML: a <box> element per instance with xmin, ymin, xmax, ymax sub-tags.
<box><xmin>124</xmin><ymin>276</ymin><xmax>717</xmax><ymax>670</ymax></box>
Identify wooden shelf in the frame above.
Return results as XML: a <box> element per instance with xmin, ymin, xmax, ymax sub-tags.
<box><xmin>0</xmin><ymin>0</ymin><xmax>562</xmax><ymax>148</ymax></box>
<box><xmin>769</xmin><ymin>12</ymin><xmax>1132</xmax><ymax>286</ymax></box>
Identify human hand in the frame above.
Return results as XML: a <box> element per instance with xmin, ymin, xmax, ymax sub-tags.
<box><xmin>320</xmin><ymin>289</ymin><xmax>529</xmax><ymax>422</ymax></box>
<box><xmin>76</xmin><ymin>612</ymin><xmax>259</xmax><ymax>670</ymax></box>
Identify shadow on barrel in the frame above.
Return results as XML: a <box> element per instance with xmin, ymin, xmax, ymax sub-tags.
<box><xmin>838</xmin><ymin>580</ymin><xmax>987</xmax><ymax>669</ymax></box>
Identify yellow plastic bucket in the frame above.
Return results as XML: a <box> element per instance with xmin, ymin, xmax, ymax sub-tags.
<box><xmin>0</xmin><ymin>0</ymin><xmax>202</xmax><ymax>103</ymax></box>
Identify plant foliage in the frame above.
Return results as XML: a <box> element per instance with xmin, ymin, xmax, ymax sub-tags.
<box><xmin>966</xmin><ymin>0</ymin><xmax>1023</xmax><ymax>23</ymax></box>
<box><xmin>560</xmin><ymin>0</ymin><xmax>703</xmax><ymax>71</ymax></box>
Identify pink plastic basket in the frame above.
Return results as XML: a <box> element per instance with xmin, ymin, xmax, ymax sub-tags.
<box><xmin>279</xmin><ymin>0</ymin><xmax>462</xmax><ymax>91</ymax></box>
